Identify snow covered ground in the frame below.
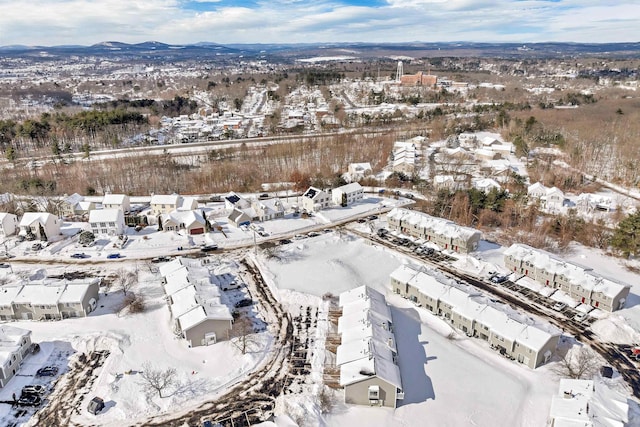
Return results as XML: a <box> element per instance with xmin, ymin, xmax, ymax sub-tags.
<box><xmin>2</xmin><ymin>205</ymin><xmax>640</xmax><ymax>426</ymax></box>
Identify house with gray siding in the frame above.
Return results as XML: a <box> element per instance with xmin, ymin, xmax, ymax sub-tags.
<box><xmin>0</xmin><ymin>325</ymin><xmax>32</xmax><ymax>387</ymax></box>
<box><xmin>337</xmin><ymin>286</ymin><xmax>404</xmax><ymax>408</ymax></box>
<box><xmin>390</xmin><ymin>264</ymin><xmax>560</xmax><ymax>369</ymax></box>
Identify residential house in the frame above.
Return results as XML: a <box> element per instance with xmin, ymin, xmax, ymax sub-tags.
<box><xmin>224</xmin><ymin>192</ymin><xmax>251</xmax><ymax>211</ymax></box>
<box><xmin>59</xmin><ymin>193</ymin><xmax>84</xmax><ymax>217</ymax></box>
<box><xmin>527</xmin><ymin>183</ymin><xmax>565</xmax><ymax>212</ymax></box>
<box><xmin>347</xmin><ymin>163</ymin><xmax>372</xmax><ymax>181</ymax></box>
<box><xmin>178</xmin><ymin>197</ymin><xmax>199</xmax><ymax>212</ymax></box>
<box><xmin>0</xmin><ymin>213</ymin><xmax>18</xmax><ymax>238</ymax></box>
<box><xmin>390</xmin><ymin>264</ymin><xmax>560</xmax><ymax>368</ymax></box>
<box><xmin>227</xmin><ymin>208</ymin><xmax>252</xmax><ymax>227</ymax></box>
<box><xmin>102</xmin><ymin>194</ymin><xmax>131</xmax><ymax>213</ymax></box>
<box><xmin>19</xmin><ymin>212</ymin><xmax>60</xmax><ymax>241</ymax></box>
<box><xmin>150</xmin><ymin>194</ymin><xmax>182</xmax><ymax>216</ymax></box>
<box><xmin>251</xmin><ymin>198</ymin><xmax>285</xmax><ymax>222</ymax></box>
<box><xmin>301</xmin><ymin>187</ymin><xmax>331</xmax><ymax>213</ymax></box>
<box><xmin>0</xmin><ymin>325</ymin><xmax>32</xmax><ymax>387</ymax></box>
<box><xmin>163</xmin><ymin>210</ymin><xmax>207</xmax><ymax>235</ymax></box>
<box><xmin>472</xmin><ymin>178</ymin><xmax>502</xmax><ymax>193</ymax></box>
<box><xmin>332</xmin><ymin>183</ymin><xmax>364</xmax><ymax>207</ymax></box>
<box><xmin>1</xmin><ymin>279</ymin><xmax>100</xmax><ymax>321</ymax></box>
<box><xmin>504</xmin><ymin>243</ymin><xmax>631</xmax><ymax>312</ymax></box>
<box><xmin>337</xmin><ymin>286</ymin><xmax>403</xmax><ymax>408</ymax></box>
<box><xmin>386</xmin><ymin>208</ymin><xmax>482</xmax><ymax>254</ymax></box>
<box><xmin>433</xmin><ymin>175</ymin><xmax>469</xmax><ymax>192</ymax></box>
<box><xmin>549</xmin><ymin>379</ymin><xmax>628</xmax><ymax>426</ymax></box>
<box><xmin>89</xmin><ymin>209</ymin><xmax>125</xmax><ymax>236</ymax></box>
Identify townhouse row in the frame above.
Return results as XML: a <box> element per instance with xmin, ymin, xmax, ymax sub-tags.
<box><xmin>386</xmin><ymin>208</ymin><xmax>482</xmax><ymax>254</ymax></box>
<box><xmin>504</xmin><ymin>243</ymin><xmax>631</xmax><ymax>312</ymax></box>
<box><xmin>0</xmin><ymin>278</ymin><xmax>100</xmax><ymax>321</ymax></box>
<box><xmin>390</xmin><ymin>264</ymin><xmax>560</xmax><ymax>369</ymax></box>
<box><xmin>336</xmin><ymin>286</ymin><xmax>403</xmax><ymax>408</ymax></box>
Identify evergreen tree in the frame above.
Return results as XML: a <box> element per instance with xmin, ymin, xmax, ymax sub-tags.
<box><xmin>611</xmin><ymin>212</ymin><xmax>640</xmax><ymax>258</ymax></box>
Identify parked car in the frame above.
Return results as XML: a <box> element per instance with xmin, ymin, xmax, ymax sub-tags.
<box><xmin>71</xmin><ymin>253</ymin><xmax>88</xmax><ymax>259</ymax></box>
<box><xmin>552</xmin><ymin>302</ymin><xmax>567</xmax><ymax>311</ymax></box>
<box><xmin>574</xmin><ymin>312</ymin><xmax>589</xmax><ymax>322</ymax></box>
<box><xmin>279</xmin><ymin>239</ymin><xmax>292</xmax><ymax>245</ymax></box>
<box><xmin>87</xmin><ymin>396</ymin><xmax>105</xmax><ymax>415</ymax></box>
<box><xmin>36</xmin><ymin>366</ymin><xmax>59</xmax><ymax>377</ymax></box>
<box><xmin>29</xmin><ymin>343</ymin><xmax>40</xmax><ymax>354</ymax></box>
<box><xmin>307</xmin><ymin>231</ymin><xmax>320</xmax><ymax>237</ymax></box>
<box><xmin>31</xmin><ymin>243</ymin><xmax>42</xmax><ymax>251</ymax></box>
<box><xmin>151</xmin><ymin>256</ymin><xmax>172</xmax><ymax>263</ymax></box>
<box><xmin>356</xmin><ymin>218</ymin><xmax>367</xmax><ymax>223</ymax></box>
<box><xmin>17</xmin><ymin>394</ymin><xmax>41</xmax><ymax>407</ymax></box>
<box><xmin>367</xmin><ymin>215</ymin><xmax>379</xmax><ymax>220</ymax></box>
<box><xmin>0</xmin><ymin>263</ymin><xmax>10</xmax><ymax>268</ymax></box>
<box><xmin>106</xmin><ymin>253</ymin><xmax>122</xmax><ymax>259</ymax></box>
<box><xmin>490</xmin><ymin>275</ymin><xmax>508</xmax><ymax>284</ymax></box>
<box><xmin>234</xmin><ymin>299</ymin><xmax>253</xmax><ymax>308</ymax></box>
<box><xmin>201</xmin><ymin>244</ymin><xmax>219</xmax><ymax>252</ymax></box>
<box><xmin>21</xmin><ymin>385</ymin><xmax>46</xmax><ymax>396</ymax></box>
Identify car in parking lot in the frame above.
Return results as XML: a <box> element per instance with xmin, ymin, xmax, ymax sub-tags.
<box><xmin>22</xmin><ymin>384</ymin><xmax>46</xmax><ymax>396</ymax></box>
<box><xmin>0</xmin><ymin>263</ymin><xmax>10</xmax><ymax>268</ymax></box>
<box><xmin>490</xmin><ymin>275</ymin><xmax>508</xmax><ymax>284</ymax></box>
<box><xmin>36</xmin><ymin>366</ymin><xmax>59</xmax><ymax>377</ymax></box>
<box><xmin>31</xmin><ymin>243</ymin><xmax>42</xmax><ymax>251</ymax></box>
<box><xmin>17</xmin><ymin>394</ymin><xmax>41</xmax><ymax>407</ymax></box>
<box><xmin>574</xmin><ymin>311</ymin><xmax>589</xmax><ymax>322</ymax></box>
<box><xmin>71</xmin><ymin>253</ymin><xmax>88</xmax><ymax>259</ymax></box>
<box><xmin>234</xmin><ymin>299</ymin><xmax>253</xmax><ymax>308</ymax></box>
<box><xmin>279</xmin><ymin>239</ymin><xmax>292</xmax><ymax>245</ymax></box>
<box><xmin>356</xmin><ymin>218</ymin><xmax>367</xmax><ymax>223</ymax></box>
<box><xmin>106</xmin><ymin>253</ymin><xmax>122</xmax><ymax>259</ymax></box>
<box><xmin>201</xmin><ymin>244</ymin><xmax>219</xmax><ymax>252</ymax></box>
<box><xmin>552</xmin><ymin>302</ymin><xmax>567</xmax><ymax>311</ymax></box>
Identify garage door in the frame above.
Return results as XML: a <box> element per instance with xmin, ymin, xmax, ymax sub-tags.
<box><xmin>190</xmin><ymin>228</ymin><xmax>204</xmax><ymax>235</ymax></box>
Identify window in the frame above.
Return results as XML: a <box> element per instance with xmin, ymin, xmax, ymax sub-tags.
<box><xmin>368</xmin><ymin>385</ymin><xmax>380</xmax><ymax>400</ymax></box>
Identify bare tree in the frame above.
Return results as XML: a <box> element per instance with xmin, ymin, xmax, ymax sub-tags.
<box><xmin>115</xmin><ymin>268</ymin><xmax>136</xmax><ymax>296</ymax></box>
<box><xmin>118</xmin><ymin>292</ymin><xmax>146</xmax><ymax>316</ymax></box>
<box><xmin>138</xmin><ymin>362</ymin><xmax>177</xmax><ymax>398</ymax></box>
<box><xmin>552</xmin><ymin>346</ymin><xmax>600</xmax><ymax>379</ymax></box>
<box><xmin>231</xmin><ymin>316</ymin><xmax>259</xmax><ymax>355</ymax></box>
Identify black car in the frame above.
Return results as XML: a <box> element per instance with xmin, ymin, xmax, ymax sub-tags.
<box><xmin>279</xmin><ymin>239</ymin><xmax>292</xmax><ymax>245</ymax></box>
<box><xmin>201</xmin><ymin>244</ymin><xmax>219</xmax><ymax>252</ymax></box>
<box><xmin>367</xmin><ymin>215</ymin><xmax>379</xmax><ymax>220</ymax></box>
<box><xmin>151</xmin><ymin>256</ymin><xmax>172</xmax><ymax>263</ymax></box>
<box><xmin>17</xmin><ymin>394</ymin><xmax>42</xmax><ymax>407</ymax></box>
<box><xmin>0</xmin><ymin>263</ymin><xmax>10</xmax><ymax>268</ymax></box>
<box><xmin>234</xmin><ymin>299</ymin><xmax>253</xmax><ymax>308</ymax></box>
<box><xmin>71</xmin><ymin>253</ymin><xmax>88</xmax><ymax>259</ymax></box>
<box><xmin>36</xmin><ymin>366</ymin><xmax>59</xmax><ymax>377</ymax></box>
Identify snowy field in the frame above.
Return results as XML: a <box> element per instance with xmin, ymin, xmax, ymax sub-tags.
<box><xmin>2</xmin><ymin>205</ymin><xmax>640</xmax><ymax>426</ymax></box>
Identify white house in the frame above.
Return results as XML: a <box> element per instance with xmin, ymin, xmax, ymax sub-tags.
<box><xmin>102</xmin><ymin>194</ymin><xmax>131</xmax><ymax>213</ymax></box>
<box><xmin>301</xmin><ymin>187</ymin><xmax>331</xmax><ymax>213</ymax></box>
<box><xmin>89</xmin><ymin>209</ymin><xmax>125</xmax><ymax>236</ymax></box>
<box><xmin>224</xmin><ymin>192</ymin><xmax>251</xmax><ymax>210</ymax></box>
<box><xmin>0</xmin><ymin>213</ymin><xmax>18</xmax><ymax>238</ymax></box>
<box><xmin>178</xmin><ymin>197</ymin><xmax>199</xmax><ymax>211</ymax></box>
<box><xmin>332</xmin><ymin>183</ymin><xmax>364</xmax><ymax>207</ymax></box>
<box><xmin>19</xmin><ymin>212</ymin><xmax>60</xmax><ymax>241</ymax></box>
<box><xmin>163</xmin><ymin>210</ymin><xmax>207</xmax><ymax>235</ymax></box>
<box><xmin>251</xmin><ymin>198</ymin><xmax>286</xmax><ymax>221</ymax></box>
<box><xmin>59</xmin><ymin>193</ymin><xmax>84</xmax><ymax>217</ymax></box>
<box><xmin>0</xmin><ymin>325</ymin><xmax>32</xmax><ymax>387</ymax></box>
<box><xmin>151</xmin><ymin>194</ymin><xmax>182</xmax><ymax>216</ymax></box>
<box><xmin>347</xmin><ymin>163</ymin><xmax>372</xmax><ymax>181</ymax></box>
<box><xmin>472</xmin><ymin>178</ymin><xmax>502</xmax><ymax>193</ymax></box>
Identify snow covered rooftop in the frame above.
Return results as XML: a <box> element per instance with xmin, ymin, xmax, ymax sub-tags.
<box><xmin>550</xmin><ymin>378</ymin><xmax>629</xmax><ymax>427</ymax></box>
<box><xmin>164</xmin><ymin>210</ymin><xmax>205</xmax><ymax>228</ymax></box>
<box><xmin>151</xmin><ymin>194</ymin><xmax>181</xmax><ymax>205</ymax></box>
<box><xmin>387</xmin><ymin>208</ymin><xmax>481</xmax><ymax>241</ymax></box>
<box><xmin>89</xmin><ymin>208</ymin><xmax>122</xmax><ymax>223</ymax></box>
<box><xmin>102</xmin><ymin>193</ymin><xmax>128</xmax><ymax>205</ymax></box>
<box><xmin>339</xmin><ymin>351</ymin><xmax>402</xmax><ymax>389</ymax></box>
<box><xmin>336</xmin><ymin>336</ymin><xmax>396</xmax><ymax>366</ymax></box>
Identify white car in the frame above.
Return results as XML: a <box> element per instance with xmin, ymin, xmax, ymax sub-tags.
<box><xmin>552</xmin><ymin>302</ymin><xmax>567</xmax><ymax>311</ymax></box>
<box><xmin>574</xmin><ymin>312</ymin><xmax>589</xmax><ymax>322</ymax></box>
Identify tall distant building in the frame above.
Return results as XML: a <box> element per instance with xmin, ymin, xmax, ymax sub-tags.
<box><xmin>400</xmin><ymin>71</ymin><xmax>437</xmax><ymax>87</ymax></box>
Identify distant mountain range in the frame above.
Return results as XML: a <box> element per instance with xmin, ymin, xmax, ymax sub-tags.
<box><xmin>1</xmin><ymin>41</ymin><xmax>640</xmax><ymax>60</ymax></box>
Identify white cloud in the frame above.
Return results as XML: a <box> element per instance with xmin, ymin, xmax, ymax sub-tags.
<box><xmin>0</xmin><ymin>0</ymin><xmax>638</xmax><ymax>46</ymax></box>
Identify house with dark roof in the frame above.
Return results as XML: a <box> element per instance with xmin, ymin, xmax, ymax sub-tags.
<box><xmin>301</xmin><ymin>187</ymin><xmax>330</xmax><ymax>213</ymax></box>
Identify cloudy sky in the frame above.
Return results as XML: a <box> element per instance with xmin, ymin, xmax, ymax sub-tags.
<box><xmin>0</xmin><ymin>0</ymin><xmax>638</xmax><ymax>46</ymax></box>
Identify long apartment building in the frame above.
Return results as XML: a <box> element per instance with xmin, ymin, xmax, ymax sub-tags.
<box><xmin>0</xmin><ymin>325</ymin><xmax>32</xmax><ymax>387</ymax></box>
<box><xmin>0</xmin><ymin>278</ymin><xmax>100</xmax><ymax>321</ymax></box>
<box><xmin>503</xmin><ymin>243</ymin><xmax>630</xmax><ymax>312</ymax></box>
<box><xmin>336</xmin><ymin>286</ymin><xmax>403</xmax><ymax>408</ymax></box>
<box><xmin>390</xmin><ymin>264</ymin><xmax>560</xmax><ymax>369</ymax></box>
<box><xmin>386</xmin><ymin>208</ymin><xmax>482</xmax><ymax>254</ymax></box>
